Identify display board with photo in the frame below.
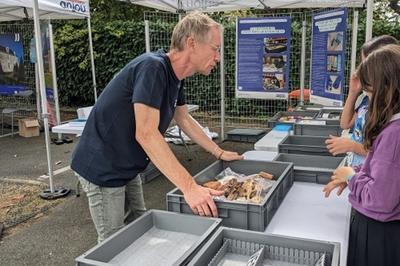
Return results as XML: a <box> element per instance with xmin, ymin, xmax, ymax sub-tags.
<box><xmin>236</xmin><ymin>16</ymin><xmax>291</xmax><ymax>100</ymax></box>
<box><xmin>0</xmin><ymin>33</ymin><xmax>26</xmax><ymax>95</ymax></box>
<box><xmin>310</xmin><ymin>8</ymin><xmax>347</xmax><ymax>106</ymax></box>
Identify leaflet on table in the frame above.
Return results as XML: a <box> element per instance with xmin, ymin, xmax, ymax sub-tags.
<box><xmin>236</xmin><ymin>16</ymin><xmax>291</xmax><ymax>100</ymax></box>
<box><xmin>310</xmin><ymin>8</ymin><xmax>347</xmax><ymax>107</ymax></box>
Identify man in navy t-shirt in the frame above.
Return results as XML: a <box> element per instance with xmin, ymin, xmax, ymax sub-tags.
<box><xmin>71</xmin><ymin>11</ymin><xmax>243</xmax><ymax>243</ymax></box>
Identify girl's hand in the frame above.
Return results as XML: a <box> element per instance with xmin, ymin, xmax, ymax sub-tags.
<box><xmin>325</xmin><ymin>135</ymin><xmax>354</xmax><ymax>155</ymax></box>
<box><xmin>323</xmin><ymin>166</ymin><xmax>355</xmax><ymax>197</ymax></box>
<box><xmin>349</xmin><ymin>72</ymin><xmax>362</xmax><ymax>95</ymax></box>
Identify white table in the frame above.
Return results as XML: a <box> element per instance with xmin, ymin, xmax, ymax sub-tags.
<box><xmin>52</xmin><ymin>104</ymin><xmax>200</xmax><ymax>136</ymax></box>
<box><xmin>52</xmin><ymin>122</ymin><xmax>84</xmax><ymax>135</ymax></box>
<box><xmin>243</xmin><ymin>150</ymin><xmax>277</xmax><ymax>161</ymax></box>
<box><xmin>265</xmin><ymin>182</ymin><xmax>351</xmax><ymax>266</ymax></box>
<box><xmin>244</xmin><ymin>150</ymin><xmax>351</xmax><ymax>266</ymax></box>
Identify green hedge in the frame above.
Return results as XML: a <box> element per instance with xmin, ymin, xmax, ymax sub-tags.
<box><xmin>54</xmin><ymin>20</ymin><xmax>146</xmax><ymax>106</ymax></box>
<box><xmin>53</xmin><ymin>8</ymin><xmax>400</xmax><ymax>109</ymax></box>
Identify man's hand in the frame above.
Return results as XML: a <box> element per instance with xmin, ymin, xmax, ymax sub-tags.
<box><xmin>183</xmin><ymin>183</ymin><xmax>224</xmax><ymax>217</ymax></box>
<box><xmin>325</xmin><ymin>135</ymin><xmax>354</xmax><ymax>156</ymax></box>
<box><xmin>323</xmin><ymin>166</ymin><xmax>355</xmax><ymax>197</ymax></box>
<box><xmin>220</xmin><ymin>150</ymin><xmax>244</xmax><ymax>161</ymax></box>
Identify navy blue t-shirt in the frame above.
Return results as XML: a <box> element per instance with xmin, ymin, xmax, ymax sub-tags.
<box><xmin>71</xmin><ymin>50</ymin><xmax>185</xmax><ymax>187</ymax></box>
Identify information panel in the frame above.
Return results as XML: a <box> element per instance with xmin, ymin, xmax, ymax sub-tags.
<box><xmin>236</xmin><ymin>17</ymin><xmax>291</xmax><ymax>100</ymax></box>
<box><xmin>310</xmin><ymin>8</ymin><xmax>347</xmax><ymax>106</ymax></box>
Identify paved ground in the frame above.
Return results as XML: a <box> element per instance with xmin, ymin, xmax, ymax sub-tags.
<box><xmin>0</xmin><ymin>132</ymin><xmax>252</xmax><ymax>266</ymax></box>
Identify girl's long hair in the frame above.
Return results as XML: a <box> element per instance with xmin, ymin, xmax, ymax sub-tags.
<box><xmin>356</xmin><ymin>44</ymin><xmax>400</xmax><ymax>150</ymax></box>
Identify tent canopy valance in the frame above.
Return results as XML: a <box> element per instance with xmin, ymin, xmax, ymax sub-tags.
<box><xmin>125</xmin><ymin>0</ymin><xmax>365</xmax><ymax>13</ymax></box>
<box><xmin>0</xmin><ymin>0</ymin><xmax>90</xmax><ymax>22</ymax></box>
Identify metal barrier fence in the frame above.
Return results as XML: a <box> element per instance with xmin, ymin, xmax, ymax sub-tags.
<box><xmin>0</xmin><ymin>23</ymin><xmax>37</xmax><ymax>137</ymax></box>
<box><xmin>144</xmin><ymin>8</ymin><xmax>359</xmax><ymax>138</ymax></box>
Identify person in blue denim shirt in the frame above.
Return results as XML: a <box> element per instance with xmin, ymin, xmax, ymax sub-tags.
<box><xmin>345</xmin><ymin>96</ymin><xmax>368</xmax><ymax>167</ymax></box>
<box><xmin>326</xmin><ymin>35</ymin><xmax>398</xmax><ymax>169</ymax></box>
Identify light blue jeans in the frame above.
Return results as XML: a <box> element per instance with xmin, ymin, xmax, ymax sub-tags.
<box><xmin>78</xmin><ymin>175</ymin><xmax>147</xmax><ymax>243</ymax></box>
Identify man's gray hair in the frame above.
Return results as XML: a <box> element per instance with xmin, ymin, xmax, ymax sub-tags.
<box><xmin>170</xmin><ymin>11</ymin><xmax>221</xmax><ymax>51</ymax></box>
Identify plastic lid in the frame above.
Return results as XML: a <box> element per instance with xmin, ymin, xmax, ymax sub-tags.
<box><xmin>273</xmin><ymin>124</ymin><xmax>292</xmax><ymax>131</ymax></box>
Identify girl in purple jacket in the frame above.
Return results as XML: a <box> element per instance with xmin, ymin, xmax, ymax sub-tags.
<box><xmin>323</xmin><ymin>44</ymin><xmax>400</xmax><ymax>266</ymax></box>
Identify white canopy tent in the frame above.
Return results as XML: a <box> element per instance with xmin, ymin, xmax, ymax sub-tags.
<box><xmin>126</xmin><ymin>0</ymin><xmax>372</xmax><ymax>39</ymax></box>
<box><xmin>127</xmin><ymin>0</ymin><xmax>365</xmax><ymax>12</ymax></box>
<box><xmin>0</xmin><ymin>0</ymin><xmax>97</xmax><ymax>197</ymax></box>
<box><xmin>0</xmin><ymin>0</ymin><xmax>88</xmax><ymax>20</ymax></box>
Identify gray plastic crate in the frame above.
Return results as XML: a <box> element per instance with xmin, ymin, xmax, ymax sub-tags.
<box><xmin>76</xmin><ymin>210</ymin><xmax>221</xmax><ymax>266</ymax></box>
<box><xmin>139</xmin><ymin>162</ymin><xmax>162</xmax><ymax>184</ymax></box>
<box><xmin>316</xmin><ymin>109</ymin><xmax>341</xmax><ymax>125</ymax></box>
<box><xmin>278</xmin><ymin>135</ymin><xmax>345</xmax><ymax>157</ymax></box>
<box><xmin>166</xmin><ymin>160</ymin><xmax>294</xmax><ymax>232</ymax></box>
<box><xmin>267</xmin><ymin>110</ymin><xmax>319</xmax><ymax>128</ymax></box>
<box><xmin>293</xmin><ymin>123</ymin><xmax>342</xmax><ymax>137</ymax></box>
<box><xmin>273</xmin><ymin>153</ymin><xmax>345</xmax><ymax>184</ymax></box>
<box><xmin>189</xmin><ymin>227</ymin><xmax>340</xmax><ymax>266</ymax></box>
<box><xmin>295</xmin><ymin>103</ymin><xmax>324</xmax><ymax>111</ymax></box>
<box><xmin>226</xmin><ymin>128</ymin><xmax>267</xmax><ymax>143</ymax></box>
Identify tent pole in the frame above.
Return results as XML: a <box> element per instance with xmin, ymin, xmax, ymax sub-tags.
<box><xmin>35</xmin><ymin>64</ymin><xmax>41</xmax><ymax>121</ymax></box>
<box><xmin>145</xmin><ymin>20</ymin><xmax>150</xmax><ymax>53</ymax></box>
<box><xmin>350</xmin><ymin>10</ymin><xmax>359</xmax><ymax>74</ymax></box>
<box><xmin>220</xmin><ymin>26</ymin><xmax>225</xmax><ymax>142</ymax></box>
<box><xmin>32</xmin><ymin>0</ymin><xmax>54</xmax><ymax>193</ymax></box>
<box><xmin>365</xmin><ymin>0</ymin><xmax>374</xmax><ymax>41</ymax></box>
<box><xmin>300</xmin><ymin>20</ymin><xmax>307</xmax><ymax>105</ymax></box>
<box><xmin>87</xmin><ymin>17</ymin><xmax>97</xmax><ymax>102</ymax></box>
<box><xmin>49</xmin><ymin>21</ymin><xmax>62</xmax><ymax>140</ymax></box>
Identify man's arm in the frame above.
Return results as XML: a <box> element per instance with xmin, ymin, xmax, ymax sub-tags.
<box><xmin>173</xmin><ymin>105</ymin><xmax>243</xmax><ymax>161</ymax></box>
<box><xmin>134</xmin><ymin>103</ymin><xmax>223</xmax><ymax>217</ymax></box>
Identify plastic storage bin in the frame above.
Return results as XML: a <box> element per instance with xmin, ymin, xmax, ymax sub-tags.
<box><xmin>273</xmin><ymin>153</ymin><xmax>345</xmax><ymax>184</ymax></box>
<box><xmin>293</xmin><ymin>123</ymin><xmax>342</xmax><ymax>137</ymax></box>
<box><xmin>138</xmin><ymin>162</ymin><xmax>162</xmax><ymax>184</ymax></box>
<box><xmin>226</xmin><ymin>128</ymin><xmax>267</xmax><ymax>143</ymax></box>
<box><xmin>254</xmin><ymin>124</ymin><xmax>292</xmax><ymax>152</ymax></box>
<box><xmin>75</xmin><ymin>210</ymin><xmax>221</xmax><ymax>266</ymax></box>
<box><xmin>278</xmin><ymin>135</ymin><xmax>345</xmax><ymax>157</ymax></box>
<box><xmin>167</xmin><ymin>160</ymin><xmax>294</xmax><ymax>232</ymax></box>
<box><xmin>316</xmin><ymin>108</ymin><xmax>342</xmax><ymax>125</ymax></box>
<box><xmin>267</xmin><ymin>110</ymin><xmax>319</xmax><ymax>128</ymax></box>
<box><xmin>188</xmin><ymin>227</ymin><xmax>340</xmax><ymax>266</ymax></box>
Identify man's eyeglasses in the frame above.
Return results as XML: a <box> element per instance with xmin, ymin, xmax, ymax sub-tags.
<box><xmin>208</xmin><ymin>43</ymin><xmax>221</xmax><ymax>54</ymax></box>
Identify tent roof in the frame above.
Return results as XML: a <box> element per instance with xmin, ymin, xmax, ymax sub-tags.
<box><xmin>126</xmin><ymin>0</ymin><xmax>365</xmax><ymax>13</ymax></box>
<box><xmin>0</xmin><ymin>0</ymin><xmax>90</xmax><ymax>22</ymax></box>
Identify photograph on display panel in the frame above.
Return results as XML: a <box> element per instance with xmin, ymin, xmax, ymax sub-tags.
<box><xmin>327</xmin><ymin>54</ymin><xmax>342</xmax><ymax>72</ymax></box>
<box><xmin>263</xmin><ymin>55</ymin><xmax>287</xmax><ymax>72</ymax></box>
<box><xmin>327</xmin><ymin>32</ymin><xmax>344</xmax><ymax>51</ymax></box>
<box><xmin>263</xmin><ymin>73</ymin><xmax>285</xmax><ymax>91</ymax></box>
<box><xmin>264</xmin><ymin>37</ymin><xmax>288</xmax><ymax>53</ymax></box>
<box><xmin>325</xmin><ymin>74</ymin><xmax>342</xmax><ymax>94</ymax></box>
<box><xmin>0</xmin><ymin>33</ymin><xmax>26</xmax><ymax>95</ymax></box>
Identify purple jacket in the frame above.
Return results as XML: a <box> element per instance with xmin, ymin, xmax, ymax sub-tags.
<box><xmin>348</xmin><ymin>118</ymin><xmax>400</xmax><ymax>222</ymax></box>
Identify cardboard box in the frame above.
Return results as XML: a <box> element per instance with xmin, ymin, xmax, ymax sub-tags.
<box><xmin>19</xmin><ymin>118</ymin><xmax>40</xmax><ymax>137</ymax></box>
